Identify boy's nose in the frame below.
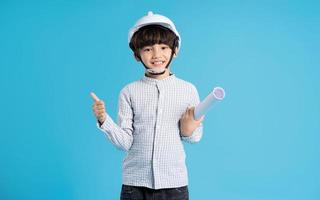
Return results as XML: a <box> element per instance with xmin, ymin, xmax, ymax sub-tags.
<box><xmin>152</xmin><ymin>47</ymin><xmax>161</xmax><ymax>58</ymax></box>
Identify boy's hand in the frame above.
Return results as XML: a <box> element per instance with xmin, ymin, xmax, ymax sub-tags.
<box><xmin>90</xmin><ymin>92</ymin><xmax>107</xmax><ymax>124</ymax></box>
<box><xmin>179</xmin><ymin>107</ymin><xmax>204</xmax><ymax>137</ymax></box>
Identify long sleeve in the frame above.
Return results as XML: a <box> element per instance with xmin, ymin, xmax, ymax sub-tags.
<box><xmin>97</xmin><ymin>87</ymin><xmax>134</xmax><ymax>151</ymax></box>
<box><xmin>181</xmin><ymin>84</ymin><xmax>203</xmax><ymax>143</ymax></box>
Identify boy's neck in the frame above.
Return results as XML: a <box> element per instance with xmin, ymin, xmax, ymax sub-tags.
<box><xmin>145</xmin><ymin>69</ymin><xmax>171</xmax><ymax>80</ymax></box>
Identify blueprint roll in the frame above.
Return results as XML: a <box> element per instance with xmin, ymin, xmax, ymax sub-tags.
<box><xmin>194</xmin><ymin>87</ymin><xmax>225</xmax><ymax>120</ymax></box>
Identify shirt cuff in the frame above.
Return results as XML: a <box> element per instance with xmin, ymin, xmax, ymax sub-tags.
<box><xmin>181</xmin><ymin>124</ymin><xmax>203</xmax><ymax>143</ymax></box>
<box><xmin>96</xmin><ymin>114</ymin><xmax>115</xmax><ymax>133</ymax></box>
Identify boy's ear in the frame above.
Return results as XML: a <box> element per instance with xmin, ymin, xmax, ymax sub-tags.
<box><xmin>173</xmin><ymin>47</ymin><xmax>179</xmax><ymax>57</ymax></box>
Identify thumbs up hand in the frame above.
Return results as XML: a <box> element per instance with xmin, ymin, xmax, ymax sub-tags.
<box><xmin>90</xmin><ymin>92</ymin><xmax>107</xmax><ymax>124</ymax></box>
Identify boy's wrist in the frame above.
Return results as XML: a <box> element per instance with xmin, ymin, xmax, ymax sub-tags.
<box><xmin>181</xmin><ymin>131</ymin><xmax>193</xmax><ymax>137</ymax></box>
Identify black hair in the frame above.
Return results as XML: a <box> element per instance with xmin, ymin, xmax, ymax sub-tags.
<box><xmin>129</xmin><ymin>25</ymin><xmax>179</xmax><ymax>59</ymax></box>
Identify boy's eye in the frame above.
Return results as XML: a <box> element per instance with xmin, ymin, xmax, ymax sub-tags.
<box><xmin>161</xmin><ymin>46</ymin><xmax>169</xmax><ymax>50</ymax></box>
<box><xmin>143</xmin><ymin>48</ymin><xmax>151</xmax><ymax>52</ymax></box>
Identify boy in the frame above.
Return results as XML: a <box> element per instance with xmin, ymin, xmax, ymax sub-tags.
<box><xmin>91</xmin><ymin>11</ymin><xmax>204</xmax><ymax>200</ymax></box>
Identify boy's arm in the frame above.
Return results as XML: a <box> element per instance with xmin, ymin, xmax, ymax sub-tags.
<box><xmin>180</xmin><ymin>84</ymin><xmax>203</xmax><ymax>143</ymax></box>
<box><xmin>97</xmin><ymin>87</ymin><xmax>134</xmax><ymax>151</ymax></box>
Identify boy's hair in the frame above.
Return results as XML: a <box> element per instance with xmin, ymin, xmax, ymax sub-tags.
<box><xmin>129</xmin><ymin>25</ymin><xmax>179</xmax><ymax>60</ymax></box>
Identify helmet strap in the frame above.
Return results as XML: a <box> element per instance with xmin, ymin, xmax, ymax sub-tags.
<box><xmin>141</xmin><ymin>51</ymin><xmax>175</xmax><ymax>76</ymax></box>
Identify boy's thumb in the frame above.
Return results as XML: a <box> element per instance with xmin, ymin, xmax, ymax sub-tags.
<box><xmin>90</xmin><ymin>92</ymin><xmax>100</xmax><ymax>102</ymax></box>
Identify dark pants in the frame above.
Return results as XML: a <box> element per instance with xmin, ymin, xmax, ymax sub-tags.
<box><xmin>120</xmin><ymin>184</ymin><xmax>189</xmax><ymax>200</ymax></box>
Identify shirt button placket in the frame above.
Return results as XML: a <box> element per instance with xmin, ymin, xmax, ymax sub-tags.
<box><xmin>153</xmin><ymin>83</ymin><xmax>163</xmax><ymax>189</ymax></box>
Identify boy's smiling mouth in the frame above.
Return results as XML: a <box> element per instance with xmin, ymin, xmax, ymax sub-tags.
<box><xmin>151</xmin><ymin>61</ymin><xmax>165</xmax><ymax>67</ymax></box>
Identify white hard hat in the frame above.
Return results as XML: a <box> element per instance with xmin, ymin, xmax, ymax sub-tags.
<box><xmin>128</xmin><ymin>11</ymin><xmax>181</xmax><ymax>49</ymax></box>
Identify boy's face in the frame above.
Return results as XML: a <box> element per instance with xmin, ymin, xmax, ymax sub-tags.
<box><xmin>138</xmin><ymin>43</ymin><xmax>174</xmax><ymax>72</ymax></box>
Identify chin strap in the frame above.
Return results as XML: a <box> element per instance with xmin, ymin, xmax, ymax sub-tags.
<box><xmin>146</xmin><ymin>68</ymin><xmax>166</xmax><ymax>75</ymax></box>
<box><xmin>141</xmin><ymin>51</ymin><xmax>175</xmax><ymax>75</ymax></box>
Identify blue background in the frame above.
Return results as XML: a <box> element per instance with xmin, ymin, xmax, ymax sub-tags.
<box><xmin>1</xmin><ymin>0</ymin><xmax>319</xmax><ymax>199</ymax></box>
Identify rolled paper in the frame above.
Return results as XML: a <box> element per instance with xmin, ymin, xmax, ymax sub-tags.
<box><xmin>194</xmin><ymin>87</ymin><xmax>225</xmax><ymax>120</ymax></box>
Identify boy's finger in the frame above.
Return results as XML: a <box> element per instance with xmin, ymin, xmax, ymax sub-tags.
<box><xmin>96</xmin><ymin>107</ymin><xmax>105</xmax><ymax>111</ymax></box>
<box><xmin>97</xmin><ymin>111</ymin><xmax>106</xmax><ymax>115</ymax></box>
<box><xmin>95</xmin><ymin>103</ymin><xmax>104</xmax><ymax>107</ymax></box>
<box><xmin>90</xmin><ymin>92</ymin><xmax>100</xmax><ymax>102</ymax></box>
<box><xmin>95</xmin><ymin>101</ymin><xmax>104</xmax><ymax>106</ymax></box>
